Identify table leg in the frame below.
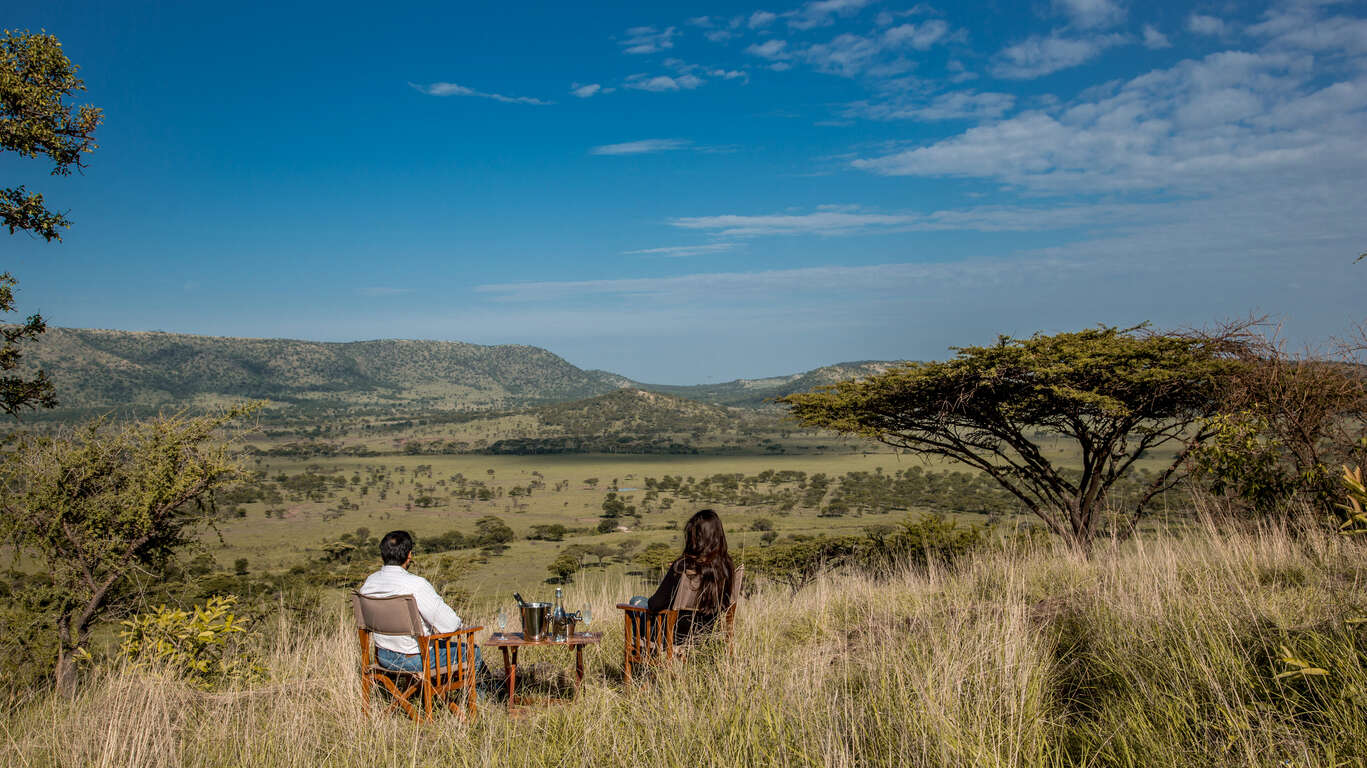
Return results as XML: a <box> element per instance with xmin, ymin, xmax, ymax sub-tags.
<box><xmin>574</xmin><ymin>644</ymin><xmax>584</xmax><ymax>696</ymax></box>
<box><xmin>501</xmin><ymin>646</ymin><xmax>517</xmax><ymax>706</ymax></box>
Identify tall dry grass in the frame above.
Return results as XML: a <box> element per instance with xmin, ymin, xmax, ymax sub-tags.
<box><xmin>4</xmin><ymin>526</ymin><xmax>1365</xmax><ymax>767</ymax></box>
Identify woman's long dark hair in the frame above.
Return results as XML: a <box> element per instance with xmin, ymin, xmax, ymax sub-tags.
<box><xmin>680</xmin><ymin>509</ymin><xmax>735</xmax><ymax>612</ymax></box>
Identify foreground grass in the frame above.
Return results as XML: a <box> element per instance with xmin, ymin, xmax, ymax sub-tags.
<box><xmin>5</xmin><ymin>526</ymin><xmax>1366</xmax><ymax>768</ymax></box>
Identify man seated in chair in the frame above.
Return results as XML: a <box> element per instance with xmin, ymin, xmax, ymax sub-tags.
<box><xmin>359</xmin><ymin>530</ymin><xmax>485</xmax><ymax>677</ymax></box>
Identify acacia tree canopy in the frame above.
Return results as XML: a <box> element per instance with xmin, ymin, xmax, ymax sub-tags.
<box><xmin>779</xmin><ymin>327</ymin><xmax>1237</xmax><ymax>548</ymax></box>
<box><xmin>0</xmin><ymin>404</ymin><xmax>255</xmax><ymax>695</ymax></box>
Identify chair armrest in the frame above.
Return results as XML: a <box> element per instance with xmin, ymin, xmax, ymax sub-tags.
<box><xmin>427</xmin><ymin>626</ymin><xmax>483</xmax><ymax>641</ymax></box>
<box><xmin>617</xmin><ymin>603</ymin><xmax>649</xmax><ymax>613</ymax></box>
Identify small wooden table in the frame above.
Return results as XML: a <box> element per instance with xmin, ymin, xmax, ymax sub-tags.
<box><xmin>484</xmin><ymin>632</ymin><xmax>602</xmax><ymax>706</ymax></box>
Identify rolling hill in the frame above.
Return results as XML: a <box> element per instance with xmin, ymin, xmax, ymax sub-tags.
<box><xmin>19</xmin><ymin>328</ymin><xmax>629</xmax><ymax>415</ymax></box>
<box><xmin>15</xmin><ymin>328</ymin><xmax>900</xmax><ymax>420</ymax></box>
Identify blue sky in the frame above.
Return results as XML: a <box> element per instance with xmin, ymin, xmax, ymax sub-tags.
<box><xmin>4</xmin><ymin>0</ymin><xmax>1366</xmax><ymax>383</ymax></box>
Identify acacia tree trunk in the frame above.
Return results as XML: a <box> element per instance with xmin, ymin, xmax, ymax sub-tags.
<box><xmin>54</xmin><ymin>616</ymin><xmax>79</xmax><ymax>697</ymax></box>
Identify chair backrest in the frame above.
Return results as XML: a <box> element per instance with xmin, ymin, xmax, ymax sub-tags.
<box><xmin>670</xmin><ymin>563</ymin><xmax>745</xmax><ymax>613</ymax></box>
<box><xmin>352</xmin><ymin>592</ymin><xmax>424</xmax><ymax>637</ymax></box>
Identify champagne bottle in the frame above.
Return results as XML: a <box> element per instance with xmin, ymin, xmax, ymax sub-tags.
<box><xmin>513</xmin><ymin>592</ymin><xmax>527</xmax><ymax>607</ymax></box>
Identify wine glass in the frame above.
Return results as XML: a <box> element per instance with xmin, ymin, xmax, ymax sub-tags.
<box><xmin>496</xmin><ymin>606</ymin><xmax>508</xmax><ymax>634</ymax></box>
<box><xmin>580</xmin><ymin>603</ymin><xmax>592</xmax><ymax>631</ymax></box>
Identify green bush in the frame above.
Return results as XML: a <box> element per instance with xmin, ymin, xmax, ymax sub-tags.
<box><xmin>117</xmin><ymin>595</ymin><xmax>265</xmax><ymax>690</ymax></box>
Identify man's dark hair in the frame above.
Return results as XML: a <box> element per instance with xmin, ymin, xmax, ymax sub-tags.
<box><xmin>380</xmin><ymin>530</ymin><xmax>414</xmax><ymax>566</ymax></box>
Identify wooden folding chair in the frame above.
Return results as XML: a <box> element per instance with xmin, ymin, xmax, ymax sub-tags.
<box><xmin>617</xmin><ymin>602</ymin><xmax>677</xmax><ymax>683</ymax></box>
<box><xmin>351</xmin><ymin>592</ymin><xmax>482</xmax><ymax>721</ymax></box>
<box><xmin>616</xmin><ymin>565</ymin><xmax>744</xmax><ymax>682</ymax></box>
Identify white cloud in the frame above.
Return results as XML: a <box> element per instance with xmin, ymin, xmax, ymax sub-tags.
<box><xmin>749</xmin><ymin>11</ymin><xmax>778</xmax><ymax>28</ymax></box>
<box><xmin>746</xmin><ymin>39</ymin><xmax>791</xmax><ymax>60</ymax></box>
<box><xmin>787</xmin><ymin>0</ymin><xmax>877</xmax><ymax>31</ymax></box>
<box><xmin>671</xmin><ymin>210</ymin><xmax>920</xmax><ymax>236</ymax></box>
<box><xmin>803</xmin><ymin>34</ymin><xmax>888</xmax><ymax>76</ymax></box>
<box><xmin>1248</xmin><ymin>7</ymin><xmax>1367</xmax><ymax>55</ymax></box>
<box><xmin>621</xmin><ymin>26</ymin><xmax>678</xmax><ymax>54</ymax></box>
<box><xmin>589</xmin><ymin>139</ymin><xmax>692</xmax><ymax>156</ymax></box>
<box><xmin>1141</xmin><ymin>24</ymin><xmax>1171</xmax><ymax>50</ymax></box>
<box><xmin>624</xmin><ymin>73</ymin><xmax>703</xmax><ymax>92</ymax></box>
<box><xmin>798</xmin><ymin>22</ymin><xmax>956</xmax><ymax>77</ymax></box>
<box><xmin>852</xmin><ymin>43</ymin><xmax>1367</xmax><ymax>199</ymax></box>
<box><xmin>624</xmin><ymin>243</ymin><xmax>739</xmax><ymax>257</ymax></box>
<box><xmin>668</xmin><ymin>203</ymin><xmax>1167</xmax><ymax>237</ymax></box>
<box><xmin>408</xmin><ymin>82</ymin><xmax>551</xmax><ymax>105</ymax></box>
<box><xmin>849</xmin><ymin>90</ymin><xmax>1016</xmax><ymax>121</ymax></box>
<box><xmin>1186</xmin><ymin>14</ymin><xmax>1225</xmax><ymax>36</ymax></box>
<box><xmin>1053</xmin><ymin>0</ymin><xmax>1125</xmax><ymax>30</ymax></box>
<box><xmin>570</xmin><ymin>83</ymin><xmax>604</xmax><ymax>98</ymax></box>
<box><xmin>881</xmin><ymin>20</ymin><xmax>951</xmax><ymax>50</ymax></box>
<box><xmin>991</xmin><ymin>31</ymin><xmax>1127</xmax><ymax>79</ymax></box>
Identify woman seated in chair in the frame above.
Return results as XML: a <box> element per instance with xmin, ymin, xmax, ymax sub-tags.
<box><xmin>631</xmin><ymin>509</ymin><xmax>736</xmax><ymax>644</ymax></box>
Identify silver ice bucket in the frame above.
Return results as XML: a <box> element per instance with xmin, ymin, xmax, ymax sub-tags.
<box><xmin>520</xmin><ymin>602</ymin><xmax>552</xmax><ymax>640</ymax></box>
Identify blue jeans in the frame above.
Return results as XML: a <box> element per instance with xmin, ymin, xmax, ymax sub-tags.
<box><xmin>377</xmin><ymin>644</ymin><xmax>484</xmax><ymax>675</ymax></box>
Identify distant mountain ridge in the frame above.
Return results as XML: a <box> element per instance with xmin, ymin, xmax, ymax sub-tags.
<box><xmin>638</xmin><ymin>361</ymin><xmax>905</xmax><ymax>408</ymax></box>
<box><xmin>18</xmin><ymin>327</ymin><xmax>902</xmax><ymax>416</ymax></box>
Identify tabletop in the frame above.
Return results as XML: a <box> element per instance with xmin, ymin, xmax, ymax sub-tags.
<box><xmin>485</xmin><ymin>632</ymin><xmax>602</xmax><ymax>648</ymax></box>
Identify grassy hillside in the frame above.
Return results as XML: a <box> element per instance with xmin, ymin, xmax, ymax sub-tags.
<box><xmin>8</xmin><ymin>527</ymin><xmax>1365</xmax><ymax>767</ymax></box>
<box><xmin>21</xmin><ymin>328</ymin><xmax>628</xmax><ymax>415</ymax></box>
<box><xmin>18</xmin><ymin>329</ymin><xmax>904</xmax><ymax>421</ymax></box>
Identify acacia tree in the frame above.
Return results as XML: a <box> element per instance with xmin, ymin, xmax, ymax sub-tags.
<box><xmin>0</xmin><ymin>405</ymin><xmax>254</xmax><ymax>695</ymax></box>
<box><xmin>779</xmin><ymin>327</ymin><xmax>1237</xmax><ymax>549</ymax></box>
<box><xmin>2</xmin><ymin>30</ymin><xmax>103</xmax><ymax>416</ymax></box>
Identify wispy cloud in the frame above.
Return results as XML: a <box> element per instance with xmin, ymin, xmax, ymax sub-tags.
<box><xmin>853</xmin><ymin>32</ymin><xmax>1367</xmax><ymax>199</ymax></box>
<box><xmin>746</xmin><ymin>39</ymin><xmax>791</xmax><ymax>60</ymax></box>
<box><xmin>750</xmin><ymin>11</ymin><xmax>778</xmax><ymax>28</ymax></box>
<box><xmin>847</xmin><ymin>90</ymin><xmax>1016</xmax><ymax>121</ymax></box>
<box><xmin>624</xmin><ymin>73</ymin><xmax>703</xmax><ymax>92</ymax></box>
<box><xmin>990</xmin><ymin>31</ymin><xmax>1127</xmax><ymax>79</ymax></box>
<box><xmin>570</xmin><ymin>82</ymin><xmax>614</xmax><ymax>98</ymax></box>
<box><xmin>1141</xmin><ymin>24</ymin><xmax>1171</xmax><ymax>50</ymax></box>
<box><xmin>620</xmin><ymin>26</ymin><xmax>678</xmax><ymax>54</ymax></box>
<box><xmin>1052</xmin><ymin>0</ymin><xmax>1125</xmax><ymax>30</ymax></box>
<box><xmin>1187</xmin><ymin>14</ymin><xmax>1226</xmax><ymax>36</ymax></box>
<box><xmin>408</xmin><ymin>82</ymin><xmax>551</xmax><ymax>105</ymax></box>
<box><xmin>624</xmin><ymin>243</ymin><xmax>739</xmax><ymax>257</ymax></box>
<box><xmin>786</xmin><ymin>0</ymin><xmax>877</xmax><ymax>31</ymax></box>
<box><xmin>745</xmin><ymin>20</ymin><xmax>956</xmax><ymax>78</ymax></box>
<box><xmin>590</xmin><ymin>138</ymin><xmax>692</xmax><ymax>156</ymax></box>
<box><xmin>671</xmin><ymin>210</ymin><xmax>920</xmax><ymax>236</ymax></box>
<box><xmin>667</xmin><ymin>203</ymin><xmax>1166</xmax><ymax>237</ymax></box>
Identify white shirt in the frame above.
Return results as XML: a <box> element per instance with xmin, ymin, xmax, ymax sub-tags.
<box><xmin>358</xmin><ymin>565</ymin><xmax>463</xmax><ymax>655</ymax></box>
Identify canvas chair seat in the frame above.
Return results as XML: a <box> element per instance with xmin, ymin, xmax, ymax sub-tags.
<box><xmin>352</xmin><ymin>591</ymin><xmax>482</xmax><ymax>721</ymax></box>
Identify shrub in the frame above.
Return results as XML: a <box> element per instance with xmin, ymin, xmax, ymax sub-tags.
<box><xmin>117</xmin><ymin>595</ymin><xmax>264</xmax><ymax>690</ymax></box>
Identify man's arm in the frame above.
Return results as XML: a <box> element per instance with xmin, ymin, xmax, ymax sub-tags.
<box><xmin>412</xmin><ymin>576</ymin><xmax>463</xmax><ymax>633</ymax></box>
